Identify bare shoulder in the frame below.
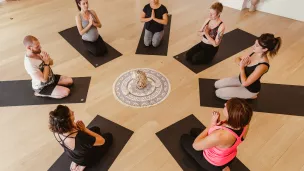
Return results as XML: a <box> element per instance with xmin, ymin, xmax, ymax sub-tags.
<box><xmin>209</xmin><ymin>129</ymin><xmax>227</xmax><ymax>140</ymax></box>
<box><xmin>216</xmin><ymin>128</ymin><xmax>237</xmax><ymax>141</ymax></box>
<box><xmin>219</xmin><ymin>22</ymin><xmax>225</xmax><ymax>32</ymax></box>
<box><xmin>75</xmin><ymin>13</ymin><xmax>81</xmax><ymax>20</ymax></box>
<box><xmin>204</xmin><ymin>18</ymin><xmax>210</xmax><ymax>24</ymax></box>
<box><xmin>90</xmin><ymin>10</ymin><xmax>96</xmax><ymax>14</ymax></box>
<box><xmin>260</xmin><ymin>57</ymin><xmax>270</xmax><ymax>63</ymax></box>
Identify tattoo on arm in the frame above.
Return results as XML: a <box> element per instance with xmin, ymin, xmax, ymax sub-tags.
<box><xmin>217</xmin><ymin>31</ymin><xmax>224</xmax><ymax>43</ymax></box>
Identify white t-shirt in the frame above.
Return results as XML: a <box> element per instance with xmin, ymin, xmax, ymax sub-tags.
<box><xmin>24</xmin><ymin>55</ymin><xmax>55</xmax><ymax>91</ymax></box>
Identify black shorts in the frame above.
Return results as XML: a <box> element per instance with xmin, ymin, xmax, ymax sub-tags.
<box><xmin>38</xmin><ymin>74</ymin><xmax>61</xmax><ymax>95</ymax></box>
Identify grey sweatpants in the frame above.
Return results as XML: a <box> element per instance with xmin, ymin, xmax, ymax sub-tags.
<box><xmin>215</xmin><ymin>76</ymin><xmax>258</xmax><ymax>100</ymax></box>
<box><xmin>144</xmin><ymin>29</ymin><xmax>164</xmax><ymax>47</ymax></box>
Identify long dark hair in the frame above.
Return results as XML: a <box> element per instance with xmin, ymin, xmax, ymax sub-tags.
<box><xmin>226</xmin><ymin>98</ymin><xmax>253</xmax><ymax>129</ymax></box>
<box><xmin>258</xmin><ymin>33</ymin><xmax>282</xmax><ymax>58</ymax></box>
<box><xmin>75</xmin><ymin>0</ymin><xmax>82</xmax><ymax>11</ymax></box>
<box><xmin>49</xmin><ymin>105</ymin><xmax>74</xmax><ymax>134</ymax></box>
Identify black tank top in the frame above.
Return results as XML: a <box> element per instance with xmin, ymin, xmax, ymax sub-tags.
<box><xmin>239</xmin><ymin>62</ymin><xmax>270</xmax><ymax>93</ymax></box>
<box><xmin>54</xmin><ymin>131</ymin><xmax>96</xmax><ymax>166</ymax></box>
<box><xmin>203</xmin><ymin>20</ymin><xmax>223</xmax><ymax>39</ymax></box>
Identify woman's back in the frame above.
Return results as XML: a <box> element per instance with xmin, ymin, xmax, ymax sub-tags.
<box><xmin>203</xmin><ymin>125</ymin><xmax>247</xmax><ymax>166</ymax></box>
<box><xmin>55</xmin><ymin>131</ymin><xmax>97</xmax><ymax>166</ymax></box>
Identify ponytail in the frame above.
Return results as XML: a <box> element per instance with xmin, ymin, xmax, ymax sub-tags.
<box><xmin>269</xmin><ymin>37</ymin><xmax>281</xmax><ymax>57</ymax></box>
<box><xmin>258</xmin><ymin>33</ymin><xmax>282</xmax><ymax>58</ymax></box>
<box><xmin>75</xmin><ymin>0</ymin><xmax>81</xmax><ymax>11</ymax></box>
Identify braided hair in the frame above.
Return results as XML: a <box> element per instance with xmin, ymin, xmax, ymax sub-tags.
<box><xmin>49</xmin><ymin>105</ymin><xmax>74</xmax><ymax>134</ymax></box>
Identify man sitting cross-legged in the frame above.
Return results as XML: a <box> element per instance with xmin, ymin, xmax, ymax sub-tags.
<box><xmin>23</xmin><ymin>35</ymin><xmax>73</xmax><ymax>99</ymax></box>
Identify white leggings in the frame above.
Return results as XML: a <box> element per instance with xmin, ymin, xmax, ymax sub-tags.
<box><xmin>215</xmin><ymin>77</ymin><xmax>258</xmax><ymax>100</ymax></box>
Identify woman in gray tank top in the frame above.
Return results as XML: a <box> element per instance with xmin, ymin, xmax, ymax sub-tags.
<box><xmin>75</xmin><ymin>0</ymin><xmax>107</xmax><ymax>56</ymax></box>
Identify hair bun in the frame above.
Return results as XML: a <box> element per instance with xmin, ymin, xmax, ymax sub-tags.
<box><xmin>275</xmin><ymin>37</ymin><xmax>280</xmax><ymax>44</ymax></box>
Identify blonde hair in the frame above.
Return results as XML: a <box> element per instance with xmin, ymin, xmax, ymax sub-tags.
<box><xmin>211</xmin><ymin>2</ymin><xmax>223</xmax><ymax>15</ymax></box>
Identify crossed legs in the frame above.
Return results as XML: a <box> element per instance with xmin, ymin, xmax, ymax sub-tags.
<box><xmin>35</xmin><ymin>75</ymin><xmax>73</xmax><ymax>99</ymax></box>
<box><xmin>214</xmin><ymin>77</ymin><xmax>258</xmax><ymax>100</ymax></box>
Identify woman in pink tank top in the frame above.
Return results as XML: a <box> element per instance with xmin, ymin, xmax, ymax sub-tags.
<box><xmin>180</xmin><ymin>98</ymin><xmax>253</xmax><ymax>171</ymax></box>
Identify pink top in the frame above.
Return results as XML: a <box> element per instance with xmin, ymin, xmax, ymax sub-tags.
<box><xmin>203</xmin><ymin>125</ymin><xmax>246</xmax><ymax>166</ymax></box>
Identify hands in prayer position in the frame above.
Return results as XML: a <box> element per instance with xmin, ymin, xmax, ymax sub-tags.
<box><xmin>204</xmin><ymin>25</ymin><xmax>210</xmax><ymax>36</ymax></box>
<box><xmin>210</xmin><ymin>111</ymin><xmax>226</xmax><ymax>127</ymax></box>
<box><xmin>76</xmin><ymin>120</ymin><xmax>86</xmax><ymax>131</ymax></box>
<box><xmin>239</xmin><ymin>56</ymin><xmax>251</xmax><ymax>69</ymax></box>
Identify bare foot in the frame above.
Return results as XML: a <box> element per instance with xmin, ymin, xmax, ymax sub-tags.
<box><xmin>249</xmin><ymin>5</ymin><xmax>256</xmax><ymax>12</ymax></box>
<box><xmin>250</xmin><ymin>95</ymin><xmax>258</xmax><ymax>99</ymax></box>
<box><xmin>75</xmin><ymin>165</ymin><xmax>86</xmax><ymax>171</ymax></box>
<box><xmin>222</xmin><ymin>166</ymin><xmax>230</xmax><ymax>171</ymax></box>
<box><xmin>70</xmin><ymin>162</ymin><xmax>78</xmax><ymax>171</ymax></box>
<box><xmin>34</xmin><ymin>92</ymin><xmax>49</xmax><ymax>97</ymax></box>
<box><xmin>34</xmin><ymin>92</ymin><xmax>48</xmax><ymax>97</ymax></box>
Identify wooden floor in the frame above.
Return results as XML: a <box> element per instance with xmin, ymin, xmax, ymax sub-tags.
<box><xmin>1</xmin><ymin>0</ymin><xmax>304</xmax><ymax>170</ymax></box>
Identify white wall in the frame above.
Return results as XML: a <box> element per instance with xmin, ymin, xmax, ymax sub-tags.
<box><xmin>245</xmin><ymin>0</ymin><xmax>304</xmax><ymax>21</ymax></box>
<box><xmin>219</xmin><ymin>0</ymin><xmax>244</xmax><ymax>10</ymax></box>
<box><xmin>220</xmin><ymin>0</ymin><xmax>304</xmax><ymax>22</ymax></box>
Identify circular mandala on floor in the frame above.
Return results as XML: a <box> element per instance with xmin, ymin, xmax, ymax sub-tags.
<box><xmin>113</xmin><ymin>68</ymin><xmax>171</xmax><ymax>108</ymax></box>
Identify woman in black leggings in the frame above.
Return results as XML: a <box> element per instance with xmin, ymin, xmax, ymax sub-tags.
<box><xmin>186</xmin><ymin>2</ymin><xmax>225</xmax><ymax>64</ymax></box>
<box><xmin>49</xmin><ymin>105</ymin><xmax>113</xmax><ymax>171</ymax></box>
<box><xmin>180</xmin><ymin>98</ymin><xmax>252</xmax><ymax>171</ymax></box>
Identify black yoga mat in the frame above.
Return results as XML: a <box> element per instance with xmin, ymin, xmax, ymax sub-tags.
<box><xmin>59</xmin><ymin>26</ymin><xmax>122</xmax><ymax>68</ymax></box>
<box><xmin>48</xmin><ymin>115</ymin><xmax>134</xmax><ymax>171</ymax></box>
<box><xmin>135</xmin><ymin>15</ymin><xmax>172</xmax><ymax>56</ymax></box>
<box><xmin>199</xmin><ymin>78</ymin><xmax>304</xmax><ymax>116</ymax></box>
<box><xmin>156</xmin><ymin>114</ymin><xmax>249</xmax><ymax>171</ymax></box>
<box><xmin>0</xmin><ymin>77</ymin><xmax>91</xmax><ymax>107</ymax></box>
<box><xmin>174</xmin><ymin>29</ymin><xmax>257</xmax><ymax>74</ymax></box>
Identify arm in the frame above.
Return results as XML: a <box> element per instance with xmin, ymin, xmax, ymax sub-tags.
<box><xmin>90</xmin><ymin>10</ymin><xmax>102</xmax><ymax>28</ymax></box>
<box><xmin>153</xmin><ymin>13</ymin><xmax>168</xmax><ymax>25</ymax></box>
<box><xmin>75</xmin><ymin>15</ymin><xmax>93</xmax><ymax>36</ymax></box>
<box><xmin>242</xmin><ymin>125</ymin><xmax>250</xmax><ymax>139</ymax></box>
<box><xmin>32</xmin><ymin>52</ymin><xmax>51</xmax><ymax>83</ymax></box>
<box><xmin>193</xmin><ymin>131</ymin><xmax>222</xmax><ymax>151</ymax></box>
<box><xmin>31</xmin><ymin>66</ymin><xmax>50</xmax><ymax>83</ymax></box>
<box><xmin>140</xmin><ymin>11</ymin><xmax>152</xmax><ymax>22</ymax></box>
<box><xmin>204</xmin><ymin>24</ymin><xmax>225</xmax><ymax>47</ymax></box>
<box><xmin>240</xmin><ymin>64</ymin><xmax>268</xmax><ymax>87</ymax></box>
<box><xmin>214</xmin><ymin>25</ymin><xmax>225</xmax><ymax>46</ymax></box>
<box><xmin>83</xmin><ymin>128</ymin><xmax>105</xmax><ymax>146</ymax></box>
<box><xmin>49</xmin><ymin>58</ymin><xmax>53</xmax><ymax>66</ymax></box>
<box><xmin>193</xmin><ymin>128</ymin><xmax>209</xmax><ymax>144</ymax></box>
